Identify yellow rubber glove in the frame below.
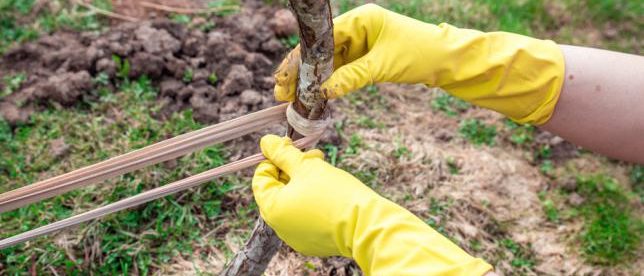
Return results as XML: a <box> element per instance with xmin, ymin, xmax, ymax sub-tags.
<box><xmin>252</xmin><ymin>135</ymin><xmax>493</xmax><ymax>275</ymax></box>
<box><xmin>275</xmin><ymin>4</ymin><xmax>565</xmax><ymax>125</ymax></box>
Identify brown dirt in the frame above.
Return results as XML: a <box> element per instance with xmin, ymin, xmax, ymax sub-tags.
<box><xmin>0</xmin><ymin>1</ymin><xmax>297</xmax><ymax>127</ymax></box>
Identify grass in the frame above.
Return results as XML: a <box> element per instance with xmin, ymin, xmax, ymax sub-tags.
<box><xmin>0</xmin><ymin>74</ymin><xmax>252</xmax><ymax>273</ymax></box>
<box><xmin>458</xmin><ymin>118</ymin><xmax>497</xmax><ymax>146</ymax></box>
<box><xmin>500</xmin><ymin>238</ymin><xmax>536</xmax><ymax>269</ymax></box>
<box><xmin>431</xmin><ymin>92</ymin><xmax>470</xmax><ymax>117</ymax></box>
<box><xmin>0</xmin><ymin>0</ymin><xmax>113</xmax><ymax>54</ymax></box>
<box><xmin>574</xmin><ymin>175</ymin><xmax>642</xmax><ymax>265</ymax></box>
<box><xmin>504</xmin><ymin>120</ymin><xmax>535</xmax><ymax>146</ymax></box>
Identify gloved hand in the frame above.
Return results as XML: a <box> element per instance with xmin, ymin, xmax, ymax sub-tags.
<box><xmin>274</xmin><ymin>4</ymin><xmax>565</xmax><ymax>125</ymax></box>
<box><xmin>252</xmin><ymin>135</ymin><xmax>493</xmax><ymax>275</ymax></box>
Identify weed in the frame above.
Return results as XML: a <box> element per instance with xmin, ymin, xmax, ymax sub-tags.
<box><xmin>183</xmin><ymin>68</ymin><xmax>194</xmax><ymax>83</ymax></box>
<box><xmin>574</xmin><ymin>175</ymin><xmax>641</xmax><ymax>265</ymax></box>
<box><xmin>208</xmin><ymin>72</ymin><xmax>219</xmax><ymax>85</ymax></box>
<box><xmin>93</xmin><ymin>72</ymin><xmax>110</xmax><ymax>86</ymax></box>
<box><xmin>280</xmin><ymin>34</ymin><xmax>300</xmax><ymax>49</ymax></box>
<box><xmin>425</xmin><ymin>198</ymin><xmax>455</xmax><ymax>239</ymax></box>
<box><xmin>122</xmin><ymin>76</ymin><xmax>157</xmax><ymax>101</ymax></box>
<box><xmin>431</xmin><ymin>92</ymin><xmax>470</xmax><ymax>117</ymax></box>
<box><xmin>542</xmin><ymin>199</ymin><xmax>559</xmax><ymax>223</ymax></box>
<box><xmin>500</xmin><ymin>238</ymin><xmax>535</xmax><ymax>268</ymax></box>
<box><xmin>539</xmin><ymin>160</ymin><xmax>555</xmax><ymax>177</ymax></box>
<box><xmin>356</xmin><ymin>116</ymin><xmax>382</xmax><ymax>129</ymax></box>
<box><xmin>534</xmin><ymin>144</ymin><xmax>552</xmax><ymax>160</ymax></box>
<box><xmin>344</xmin><ymin>133</ymin><xmax>363</xmax><ymax>155</ymax></box>
<box><xmin>171</xmin><ymin>14</ymin><xmax>192</xmax><ymax>25</ymax></box>
<box><xmin>446</xmin><ymin>157</ymin><xmax>460</xmax><ymax>175</ymax></box>
<box><xmin>505</xmin><ymin>120</ymin><xmax>535</xmax><ymax>145</ymax></box>
<box><xmin>199</xmin><ymin>21</ymin><xmax>216</xmax><ymax>32</ymax></box>
<box><xmin>112</xmin><ymin>55</ymin><xmax>131</xmax><ymax>79</ymax></box>
<box><xmin>2</xmin><ymin>73</ymin><xmax>26</xmax><ymax>98</ymax></box>
<box><xmin>392</xmin><ymin>141</ymin><xmax>411</xmax><ymax>159</ymax></box>
<box><xmin>323</xmin><ymin>144</ymin><xmax>339</xmax><ymax>166</ymax></box>
<box><xmin>458</xmin><ymin>119</ymin><xmax>496</xmax><ymax>146</ymax></box>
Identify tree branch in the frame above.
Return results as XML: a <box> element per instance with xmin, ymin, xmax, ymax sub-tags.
<box><xmin>220</xmin><ymin>1</ymin><xmax>334</xmax><ymax>275</ymax></box>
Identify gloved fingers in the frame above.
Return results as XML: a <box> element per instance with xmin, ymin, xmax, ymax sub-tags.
<box><xmin>274</xmin><ymin>45</ymin><xmax>300</xmax><ymax>102</ymax></box>
<box><xmin>304</xmin><ymin>149</ymin><xmax>325</xmax><ymax>160</ymax></box>
<box><xmin>252</xmin><ymin>161</ymin><xmax>285</xmax><ymax>210</ymax></box>
<box><xmin>273</xmin><ymin>4</ymin><xmax>387</xmax><ymax>102</ymax></box>
<box><xmin>321</xmin><ymin>56</ymin><xmax>373</xmax><ymax>98</ymax></box>
<box><xmin>260</xmin><ymin>134</ymin><xmax>307</xmax><ymax>177</ymax></box>
<box><xmin>331</xmin><ymin>4</ymin><xmax>386</xmax><ymax>64</ymax></box>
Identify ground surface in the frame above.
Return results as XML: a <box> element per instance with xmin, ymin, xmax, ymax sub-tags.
<box><xmin>0</xmin><ymin>0</ymin><xmax>642</xmax><ymax>275</ymax></box>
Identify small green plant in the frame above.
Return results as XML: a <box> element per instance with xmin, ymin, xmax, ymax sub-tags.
<box><xmin>280</xmin><ymin>34</ymin><xmax>299</xmax><ymax>49</ymax></box>
<box><xmin>112</xmin><ymin>55</ymin><xmax>130</xmax><ymax>79</ymax></box>
<box><xmin>93</xmin><ymin>72</ymin><xmax>110</xmax><ymax>86</ymax></box>
<box><xmin>505</xmin><ymin>120</ymin><xmax>535</xmax><ymax>145</ymax></box>
<box><xmin>431</xmin><ymin>93</ymin><xmax>471</xmax><ymax>117</ymax></box>
<box><xmin>171</xmin><ymin>14</ymin><xmax>192</xmax><ymax>25</ymax></box>
<box><xmin>323</xmin><ymin>144</ymin><xmax>339</xmax><ymax>166</ymax></box>
<box><xmin>446</xmin><ymin>157</ymin><xmax>460</xmax><ymax>175</ymax></box>
<box><xmin>356</xmin><ymin>116</ymin><xmax>382</xmax><ymax>129</ymax></box>
<box><xmin>575</xmin><ymin>175</ymin><xmax>641</xmax><ymax>265</ymax></box>
<box><xmin>542</xmin><ymin>199</ymin><xmax>559</xmax><ymax>222</ymax></box>
<box><xmin>208</xmin><ymin>72</ymin><xmax>219</xmax><ymax>85</ymax></box>
<box><xmin>425</xmin><ymin>198</ymin><xmax>453</xmax><ymax>239</ymax></box>
<box><xmin>500</xmin><ymin>238</ymin><xmax>535</xmax><ymax>268</ymax></box>
<box><xmin>392</xmin><ymin>141</ymin><xmax>411</xmax><ymax>159</ymax></box>
<box><xmin>535</xmin><ymin>144</ymin><xmax>552</xmax><ymax>160</ymax></box>
<box><xmin>122</xmin><ymin>76</ymin><xmax>157</xmax><ymax>101</ymax></box>
<box><xmin>539</xmin><ymin>160</ymin><xmax>554</xmax><ymax>177</ymax></box>
<box><xmin>199</xmin><ymin>21</ymin><xmax>216</xmax><ymax>32</ymax></box>
<box><xmin>458</xmin><ymin>119</ymin><xmax>497</xmax><ymax>146</ymax></box>
<box><xmin>344</xmin><ymin>133</ymin><xmax>362</xmax><ymax>155</ymax></box>
<box><xmin>2</xmin><ymin>73</ymin><xmax>26</xmax><ymax>98</ymax></box>
<box><xmin>183</xmin><ymin>68</ymin><xmax>194</xmax><ymax>83</ymax></box>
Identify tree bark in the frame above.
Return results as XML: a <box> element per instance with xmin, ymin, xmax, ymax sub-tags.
<box><xmin>220</xmin><ymin>1</ymin><xmax>334</xmax><ymax>275</ymax></box>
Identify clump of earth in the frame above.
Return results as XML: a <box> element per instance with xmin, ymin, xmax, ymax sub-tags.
<box><xmin>0</xmin><ymin>2</ymin><xmax>298</xmax><ymax>126</ymax></box>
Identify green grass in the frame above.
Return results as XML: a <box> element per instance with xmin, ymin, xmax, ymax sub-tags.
<box><xmin>575</xmin><ymin>175</ymin><xmax>642</xmax><ymax>265</ymax></box>
<box><xmin>0</xmin><ymin>75</ymin><xmax>251</xmax><ymax>273</ymax></box>
<box><xmin>458</xmin><ymin>118</ymin><xmax>497</xmax><ymax>146</ymax></box>
<box><xmin>504</xmin><ymin>120</ymin><xmax>535</xmax><ymax>146</ymax></box>
<box><xmin>500</xmin><ymin>238</ymin><xmax>536</xmax><ymax>269</ymax></box>
<box><xmin>431</xmin><ymin>92</ymin><xmax>470</xmax><ymax>117</ymax></box>
<box><xmin>0</xmin><ymin>0</ymin><xmax>113</xmax><ymax>53</ymax></box>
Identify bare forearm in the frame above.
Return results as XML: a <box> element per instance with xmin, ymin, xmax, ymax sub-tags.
<box><xmin>541</xmin><ymin>45</ymin><xmax>644</xmax><ymax>164</ymax></box>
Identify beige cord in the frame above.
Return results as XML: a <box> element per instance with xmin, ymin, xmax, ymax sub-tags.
<box><xmin>285</xmin><ymin>103</ymin><xmax>332</xmax><ymax>136</ymax></box>
<box><xmin>0</xmin><ymin>136</ymin><xmax>319</xmax><ymax>249</ymax></box>
<box><xmin>0</xmin><ymin>104</ymin><xmax>288</xmax><ymax>213</ymax></box>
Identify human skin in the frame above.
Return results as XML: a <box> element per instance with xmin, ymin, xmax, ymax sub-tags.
<box><xmin>541</xmin><ymin>45</ymin><xmax>644</xmax><ymax>164</ymax></box>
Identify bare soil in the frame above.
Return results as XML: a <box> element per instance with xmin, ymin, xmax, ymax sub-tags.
<box><xmin>0</xmin><ymin>1</ymin><xmax>291</xmax><ymax>127</ymax></box>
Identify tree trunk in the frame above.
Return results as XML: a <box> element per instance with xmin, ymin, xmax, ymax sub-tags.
<box><xmin>220</xmin><ymin>1</ymin><xmax>334</xmax><ymax>275</ymax></box>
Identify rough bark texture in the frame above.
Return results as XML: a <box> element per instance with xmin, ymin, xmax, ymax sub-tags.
<box><xmin>220</xmin><ymin>1</ymin><xmax>334</xmax><ymax>275</ymax></box>
<box><xmin>289</xmin><ymin>0</ymin><xmax>334</xmax><ymax>121</ymax></box>
<box><xmin>220</xmin><ymin>218</ymin><xmax>283</xmax><ymax>276</ymax></box>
